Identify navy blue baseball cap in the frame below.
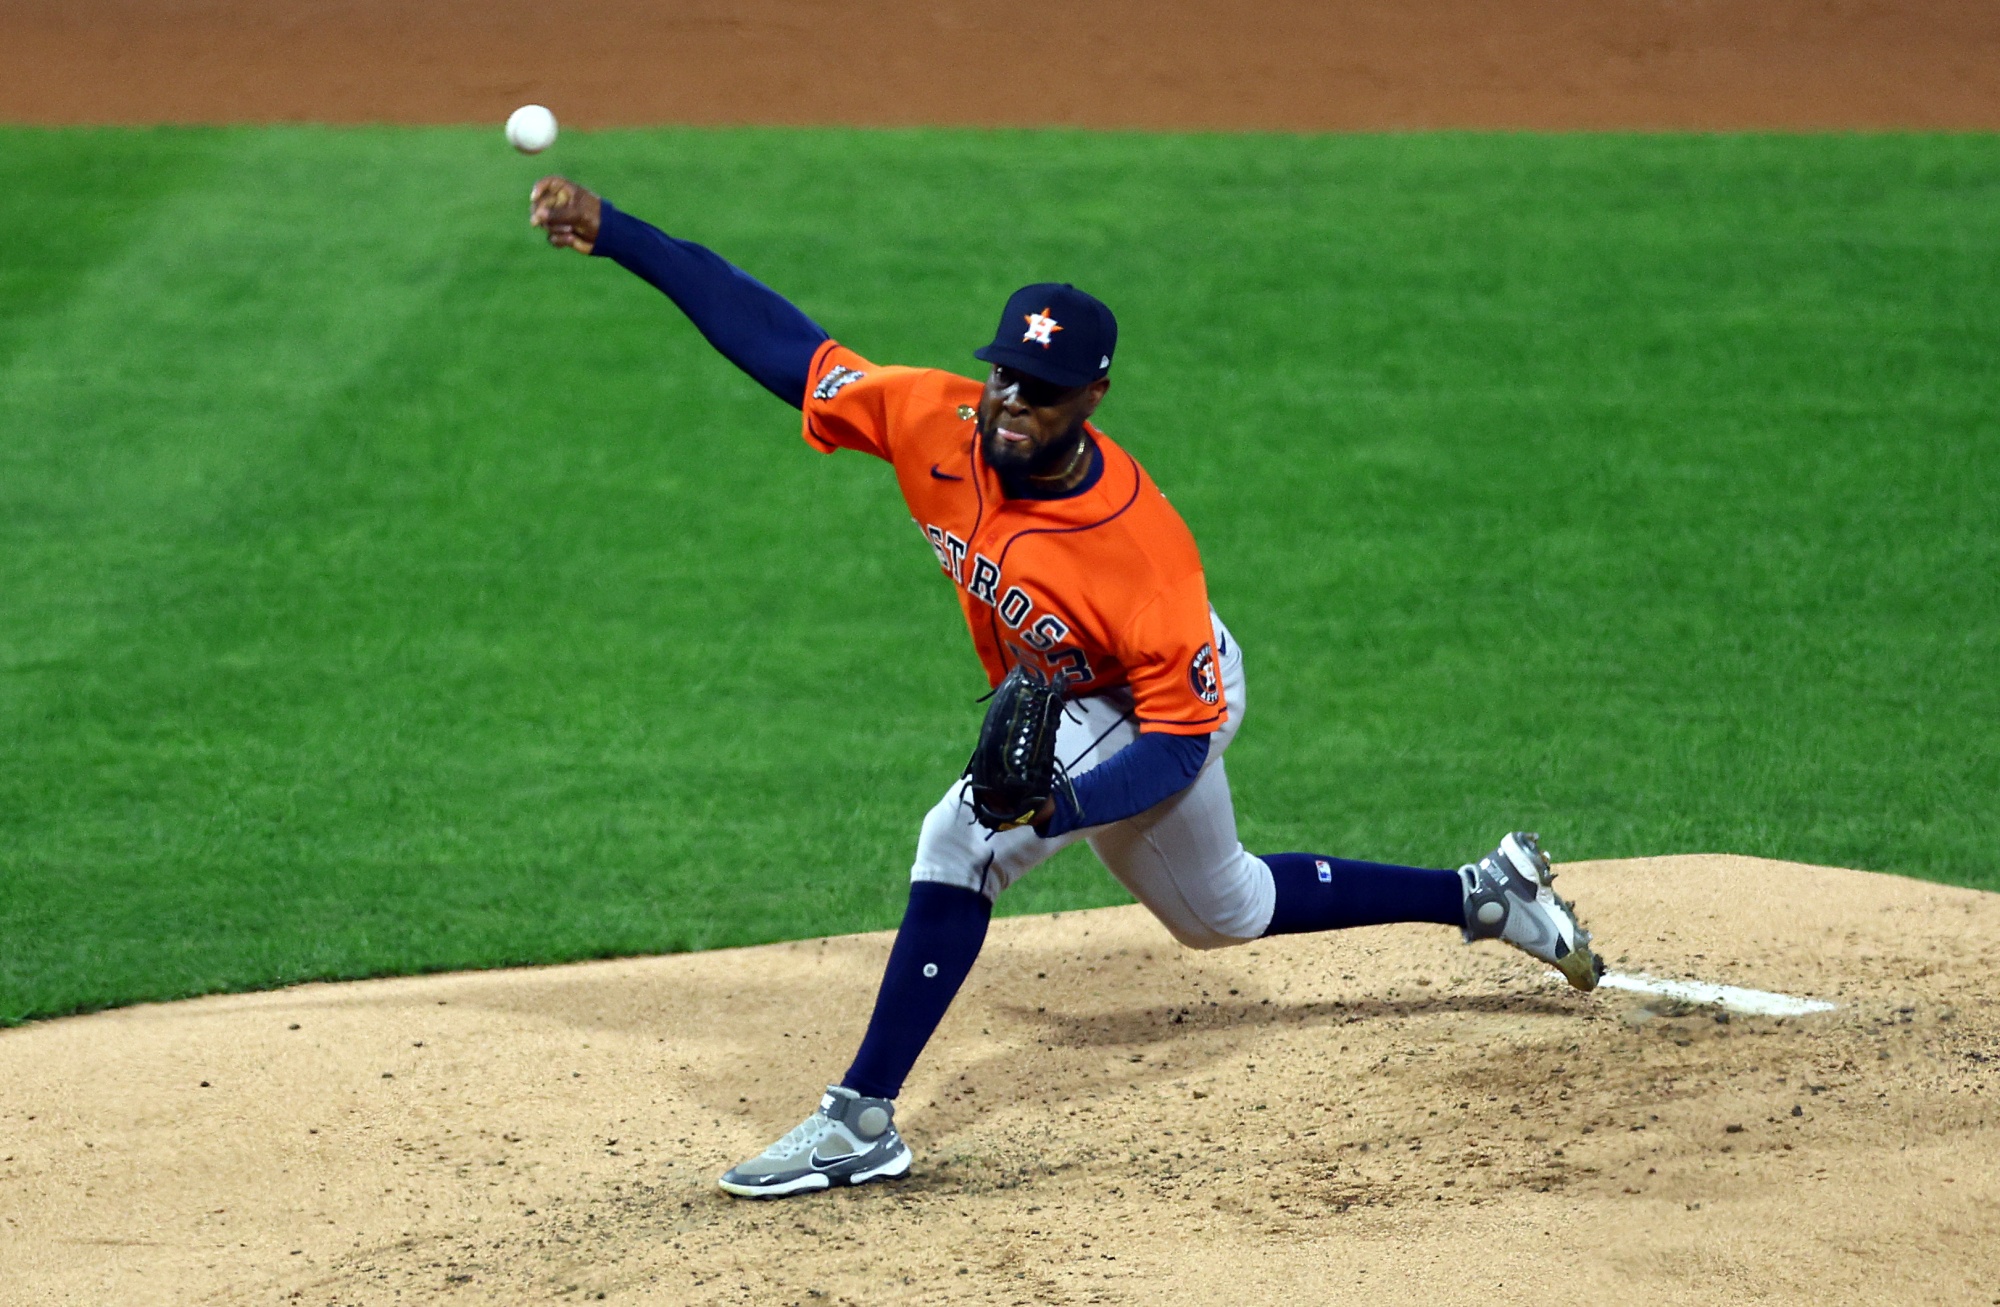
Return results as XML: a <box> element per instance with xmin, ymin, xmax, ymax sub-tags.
<box><xmin>973</xmin><ymin>282</ymin><xmax>1117</xmax><ymax>389</ymax></box>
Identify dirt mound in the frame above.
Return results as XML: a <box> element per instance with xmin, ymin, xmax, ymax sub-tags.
<box><xmin>3</xmin><ymin>0</ymin><xmax>1996</xmax><ymax>129</ymax></box>
<box><xmin>2</xmin><ymin>854</ymin><xmax>1996</xmax><ymax>1305</ymax></box>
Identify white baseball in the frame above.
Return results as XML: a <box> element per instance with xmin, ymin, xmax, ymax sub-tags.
<box><xmin>505</xmin><ymin>104</ymin><xmax>558</xmax><ymax>155</ymax></box>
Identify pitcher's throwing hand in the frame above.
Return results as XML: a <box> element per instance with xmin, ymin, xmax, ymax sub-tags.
<box><xmin>530</xmin><ymin>176</ymin><xmax>601</xmax><ymax>253</ymax></box>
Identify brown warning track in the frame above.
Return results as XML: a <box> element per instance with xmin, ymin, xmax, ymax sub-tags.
<box><xmin>2</xmin><ymin>856</ymin><xmax>1996</xmax><ymax>1306</ymax></box>
<box><xmin>4</xmin><ymin>0</ymin><xmax>1998</xmax><ymax>130</ymax></box>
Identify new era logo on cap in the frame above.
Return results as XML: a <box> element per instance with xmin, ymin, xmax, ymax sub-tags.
<box><xmin>975</xmin><ymin>283</ymin><xmax>1117</xmax><ymax>388</ymax></box>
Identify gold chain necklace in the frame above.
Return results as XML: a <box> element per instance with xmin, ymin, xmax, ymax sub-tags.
<box><xmin>1027</xmin><ymin>433</ymin><xmax>1090</xmax><ymax>485</ymax></box>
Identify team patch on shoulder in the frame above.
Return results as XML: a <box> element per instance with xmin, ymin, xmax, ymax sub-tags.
<box><xmin>1188</xmin><ymin>643</ymin><xmax>1220</xmax><ymax>705</ymax></box>
<box><xmin>812</xmin><ymin>365</ymin><xmax>866</xmax><ymax>402</ymax></box>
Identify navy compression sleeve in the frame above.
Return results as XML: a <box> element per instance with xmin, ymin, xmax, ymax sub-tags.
<box><xmin>842</xmin><ymin>881</ymin><xmax>991</xmax><ymax>1100</ymax></box>
<box><xmin>590</xmin><ymin>199</ymin><xmax>830</xmax><ymax>408</ymax></box>
<box><xmin>1039</xmin><ymin>730</ymin><xmax>1211</xmax><ymax>838</ymax></box>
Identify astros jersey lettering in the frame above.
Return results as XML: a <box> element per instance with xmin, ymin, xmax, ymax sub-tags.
<box><xmin>801</xmin><ymin>341</ymin><xmax>1226</xmax><ymax>736</ymax></box>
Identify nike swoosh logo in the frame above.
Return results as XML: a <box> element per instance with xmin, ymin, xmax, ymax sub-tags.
<box><xmin>929</xmin><ymin>464</ymin><xmax>963</xmax><ymax>481</ymax></box>
<box><xmin>808</xmin><ymin>1149</ymin><xmax>858</xmax><ymax>1171</ymax></box>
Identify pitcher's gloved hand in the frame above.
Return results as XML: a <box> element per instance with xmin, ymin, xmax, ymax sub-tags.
<box><xmin>964</xmin><ymin>665</ymin><xmax>1070</xmax><ymax>832</ymax></box>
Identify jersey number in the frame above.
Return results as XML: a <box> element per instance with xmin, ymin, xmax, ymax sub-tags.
<box><xmin>1048</xmin><ymin>647</ymin><xmax>1092</xmax><ymax>685</ymax></box>
<box><xmin>1003</xmin><ymin>642</ymin><xmax>1093</xmax><ymax>687</ymax></box>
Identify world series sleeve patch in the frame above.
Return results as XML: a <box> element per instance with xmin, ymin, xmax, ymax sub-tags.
<box><xmin>801</xmin><ymin>341</ymin><xmax>894</xmax><ymax>460</ymax></box>
<box><xmin>812</xmin><ymin>364</ymin><xmax>866</xmax><ymax>401</ymax></box>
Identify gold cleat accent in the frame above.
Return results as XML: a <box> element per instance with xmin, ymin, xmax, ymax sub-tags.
<box><xmin>1554</xmin><ymin>936</ymin><xmax>1605</xmax><ymax>992</ymax></box>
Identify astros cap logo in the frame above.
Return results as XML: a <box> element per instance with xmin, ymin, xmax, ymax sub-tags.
<box><xmin>1187</xmin><ymin>643</ymin><xmax>1220</xmax><ymax>705</ymax></box>
<box><xmin>1021</xmin><ymin>309</ymin><xmax>1063</xmax><ymax>347</ymax></box>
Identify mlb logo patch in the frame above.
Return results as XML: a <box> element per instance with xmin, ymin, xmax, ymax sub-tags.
<box><xmin>1315</xmin><ymin>859</ymin><xmax>1333</xmax><ymax>883</ymax></box>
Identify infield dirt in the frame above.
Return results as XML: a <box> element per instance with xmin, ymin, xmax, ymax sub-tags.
<box><xmin>3</xmin><ymin>855</ymin><xmax>1997</xmax><ymax>1305</ymax></box>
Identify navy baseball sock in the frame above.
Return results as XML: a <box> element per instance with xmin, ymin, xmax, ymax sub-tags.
<box><xmin>1259</xmin><ymin>853</ymin><xmax>1464</xmax><ymax>935</ymax></box>
<box><xmin>841</xmin><ymin>881</ymin><xmax>992</xmax><ymax>1101</ymax></box>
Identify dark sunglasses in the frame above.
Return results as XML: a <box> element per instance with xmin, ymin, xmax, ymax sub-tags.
<box><xmin>992</xmin><ymin>367</ymin><xmax>1081</xmax><ymax>408</ymax></box>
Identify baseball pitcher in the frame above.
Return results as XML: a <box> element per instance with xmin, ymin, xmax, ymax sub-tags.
<box><xmin>529</xmin><ymin>177</ymin><xmax>1603</xmax><ymax>1199</ymax></box>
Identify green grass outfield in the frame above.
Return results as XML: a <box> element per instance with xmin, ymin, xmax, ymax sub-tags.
<box><xmin>2</xmin><ymin>128</ymin><xmax>1995</xmax><ymax>1023</ymax></box>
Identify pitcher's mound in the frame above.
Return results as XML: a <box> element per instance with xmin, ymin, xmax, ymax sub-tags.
<box><xmin>3</xmin><ymin>854</ymin><xmax>1996</xmax><ymax>1305</ymax></box>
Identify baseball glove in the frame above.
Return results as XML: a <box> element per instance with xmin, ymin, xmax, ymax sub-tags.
<box><xmin>963</xmin><ymin>665</ymin><xmax>1074</xmax><ymax>832</ymax></box>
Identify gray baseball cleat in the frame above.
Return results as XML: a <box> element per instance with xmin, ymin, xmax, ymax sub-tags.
<box><xmin>1459</xmin><ymin>832</ymin><xmax>1604</xmax><ymax>992</ymax></box>
<box><xmin>718</xmin><ymin>1085</ymin><xmax>913</xmax><ymax>1199</ymax></box>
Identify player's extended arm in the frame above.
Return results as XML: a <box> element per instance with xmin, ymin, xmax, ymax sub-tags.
<box><xmin>1037</xmin><ymin>730</ymin><xmax>1211</xmax><ymax>838</ymax></box>
<box><xmin>529</xmin><ymin>176</ymin><xmax>830</xmax><ymax>408</ymax></box>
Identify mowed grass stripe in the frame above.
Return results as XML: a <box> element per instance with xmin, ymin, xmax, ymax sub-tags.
<box><xmin>0</xmin><ymin>129</ymin><xmax>614</xmax><ymax>1015</ymax></box>
<box><xmin>0</xmin><ymin>129</ymin><xmax>1994</xmax><ymax>1023</ymax></box>
<box><xmin>0</xmin><ymin>129</ymin><xmax>228</xmax><ymax>373</ymax></box>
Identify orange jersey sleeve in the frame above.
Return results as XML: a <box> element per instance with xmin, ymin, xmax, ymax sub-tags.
<box><xmin>1097</xmin><ymin>498</ymin><xmax>1226</xmax><ymax>734</ymax></box>
<box><xmin>800</xmin><ymin>340</ymin><xmax>907</xmax><ymax>462</ymax></box>
<box><xmin>1120</xmin><ymin>590</ymin><xmax>1226</xmax><ymax>735</ymax></box>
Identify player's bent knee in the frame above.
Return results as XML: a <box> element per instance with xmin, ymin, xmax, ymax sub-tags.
<box><xmin>910</xmin><ymin>861</ymin><xmax>992</xmax><ymax>899</ymax></box>
<box><xmin>909</xmin><ymin>784</ymin><xmax>997</xmax><ymax>899</ymax></box>
<box><xmin>1157</xmin><ymin>854</ymin><xmax>1275</xmax><ymax>949</ymax></box>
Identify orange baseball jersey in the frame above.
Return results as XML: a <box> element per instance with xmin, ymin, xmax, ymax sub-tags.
<box><xmin>801</xmin><ymin>340</ymin><xmax>1226</xmax><ymax>735</ymax></box>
